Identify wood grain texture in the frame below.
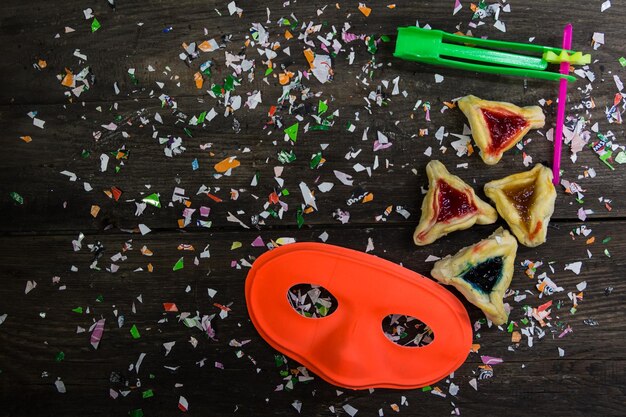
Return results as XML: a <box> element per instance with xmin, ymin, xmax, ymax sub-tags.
<box><xmin>1</xmin><ymin>0</ymin><xmax>625</xmax><ymax>416</ymax></box>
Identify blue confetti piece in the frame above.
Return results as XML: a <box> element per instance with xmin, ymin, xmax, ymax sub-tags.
<box><xmin>192</xmin><ymin>158</ymin><xmax>199</xmax><ymax>171</ymax></box>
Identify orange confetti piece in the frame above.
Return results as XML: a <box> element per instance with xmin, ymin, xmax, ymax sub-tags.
<box><xmin>362</xmin><ymin>192</ymin><xmax>374</xmax><ymax>203</ymax></box>
<box><xmin>467</xmin><ymin>143</ymin><xmax>474</xmax><ymax>156</ymax></box>
<box><xmin>177</xmin><ymin>244</ymin><xmax>195</xmax><ymax>251</ymax></box>
<box><xmin>163</xmin><ymin>303</ymin><xmax>179</xmax><ymax>312</ymax></box>
<box><xmin>214</xmin><ymin>156</ymin><xmax>240</xmax><ymax>173</ymax></box>
<box><xmin>304</xmin><ymin>206</ymin><xmax>314</xmax><ymax>214</ymax></box>
<box><xmin>183</xmin><ymin>200</ymin><xmax>192</xmax><ymax>207</ymax></box>
<box><xmin>90</xmin><ymin>205</ymin><xmax>100</xmax><ymax>218</ymax></box>
<box><xmin>147</xmin><ymin>263</ymin><xmax>154</xmax><ymax>272</ymax></box>
<box><xmin>194</xmin><ymin>72</ymin><xmax>203</xmax><ymax>89</ymax></box>
<box><xmin>197</xmin><ymin>40</ymin><xmax>214</xmax><ymax>52</ymax></box>
<box><xmin>358</xmin><ymin>3</ymin><xmax>372</xmax><ymax>16</ymax></box>
<box><xmin>470</xmin><ymin>343</ymin><xmax>481</xmax><ymax>353</ymax></box>
<box><xmin>20</xmin><ymin>136</ymin><xmax>32</xmax><ymax>143</ymax></box>
<box><xmin>284</xmin><ymin>30</ymin><xmax>293</xmax><ymax>40</ymax></box>
<box><xmin>177</xmin><ymin>219</ymin><xmax>185</xmax><ymax>228</ymax></box>
<box><xmin>586</xmin><ymin>236</ymin><xmax>595</xmax><ymax>245</ymax></box>
<box><xmin>207</xmin><ymin>193</ymin><xmax>223</xmax><ymax>203</ymax></box>
<box><xmin>511</xmin><ymin>331</ymin><xmax>521</xmax><ymax>343</ymax></box>
<box><xmin>140</xmin><ymin>246</ymin><xmax>153</xmax><ymax>256</ymax></box>
<box><xmin>278</xmin><ymin>72</ymin><xmax>291</xmax><ymax>85</ymax></box>
<box><xmin>387</xmin><ymin>3</ymin><xmax>396</xmax><ymax>8</ymax></box>
<box><xmin>303</xmin><ymin>48</ymin><xmax>315</xmax><ymax>68</ymax></box>
<box><xmin>61</xmin><ymin>68</ymin><xmax>74</xmax><ymax>87</ymax></box>
<box><xmin>38</xmin><ymin>59</ymin><xmax>47</xmax><ymax>69</ymax></box>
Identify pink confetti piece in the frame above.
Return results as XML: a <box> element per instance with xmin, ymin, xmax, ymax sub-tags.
<box><xmin>251</xmin><ymin>236</ymin><xmax>264</xmax><ymax>247</ymax></box>
<box><xmin>90</xmin><ymin>319</ymin><xmax>105</xmax><ymax>349</ymax></box>
<box><xmin>480</xmin><ymin>355</ymin><xmax>503</xmax><ymax>365</ymax></box>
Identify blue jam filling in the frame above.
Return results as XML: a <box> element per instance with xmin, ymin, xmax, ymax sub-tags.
<box><xmin>460</xmin><ymin>257</ymin><xmax>503</xmax><ymax>294</ymax></box>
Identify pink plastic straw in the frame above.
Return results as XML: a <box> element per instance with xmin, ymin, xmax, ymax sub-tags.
<box><xmin>552</xmin><ymin>24</ymin><xmax>573</xmax><ymax>185</ymax></box>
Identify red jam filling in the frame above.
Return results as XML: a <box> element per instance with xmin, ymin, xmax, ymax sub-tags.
<box><xmin>481</xmin><ymin>108</ymin><xmax>529</xmax><ymax>153</ymax></box>
<box><xmin>503</xmin><ymin>182</ymin><xmax>535</xmax><ymax>226</ymax></box>
<box><xmin>435</xmin><ymin>180</ymin><xmax>477</xmax><ymax>222</ymax></box>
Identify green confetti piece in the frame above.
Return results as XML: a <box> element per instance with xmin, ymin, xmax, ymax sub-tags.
<box><xmin>72</xmin><ymin>307</ymin><xmax>83</xmax><ymax>314</ymax></box>
<box><xmin>281</xmin><ymin>189</ymin><xmax>289</xmax><ymax>196</ymax></box>
<box><xmin>316</xmin><ymin>304</ymin><xmax>329</xmax><ymax>317</ymax></box>
<box><xmin>81</xmin><ymin>150</ymin><xmax>91</xmax><ymax>158</ymax></box>
<box><xmin>274</xmin><ymin>354</ymin><xmax>285</xmax><ymax>367</ymax></box>
<box><xmin>91</xmin><ymin>18</ymin><xmax>101</xmax><ymax>32</ymax></box>
<box><xmin>142</xmin><ymin>193</ymin><xmax>161</xmax><ymax>208</ymax></box>
<box><xmin>381</xmin><ymin>35</ymin><xmax>391</xmax><ymax>42</ymax></box>
<box><xmin>310</xmin><ymin>152</ymin><xmax>322</xmax><ymax>169</ymax></box>
<box><xmin>520</xmin><ymin>318</ymin><xmax>529</xmax><ymax>325</ymax></box>
<box><xmin>129</xmin><ymin>409</ymin><xmax>144</xmax><ymax>417</ymax></box>
<box><xmin>570</xmin><ymin>307</ymin><xmax>577</xmax><ymax>315</ymax></box>
<box><xmin>318</xmin><ymin>100</ymin><xmax>328</xmax><ymax>115</ymax></box>
<box><xmin>422</xmin><ymin>386</ymin><xmax>432</xmax><ymax>392</ymax></box>
<box><xmin>142</xmin><ymin>389</ymin><xmax>154</xmax><ymax>399</ymax></box>
<box><xmin>130</xmin><ymin>324</ymin><xmax>141</xmax><ymax>339</ymax></box>
<box><xmin>264</xmin><ymin>67</ymin><xmax>273</xmax><ymax>76</ymax></box>
<box><xmin>96</xmin><ymin>295</ymin><xmax>104</xmax><ymax>302</ymax></box>
<box><xmin>296</xmin><ymin>209</ymin><xmax>304</xmax><ymax>229</ymax></box>
<box><xmin>604</xmin><ymin>249</ymin><xmax>611</xmax><ymax>257</ymax></box>
<box><xmin>224</xmin><ymin>75</ymin><xmax>237</xmax><ymax>91</ymax></box>
<box><xmin>619</xmin><ymin>57</ymin><xmax>626</xmax><ymax>67</ymax></box>
<box><xmin>183</xmin><ymin>128</ymin><xmax>193</xmax><ymax>137</ymax></box>
<box><xmin>309</xmin><ymin>124</ymin><xmax>330</xmax><ymax>131</ymax></box>
<box><xmin>277</xmin><ymin>150</ymin><xmax>296</xmax><ymax>164</ymax></box>
<box><xmin>602</xmin><ymin>237</ymin><xmax>612</xmax><ymax>244</ymax></box>
<box><xmin>507</xmin><ymin>322</ymin><xmax>514</xmax><ymax>333</ymax></box>
<box><xmin>173</xmin><ymin>257</ymin><xmax>184</xmax><ymax>271</ymax></box>
<box><xmin>115</xmin><ymin>166</ymin><xmax>121</xmax><ymax>173</ymax></box>
<box><xmin>284</xmin><ymin>123</ymin><xmax>299</xmax><ymax>142</ymax></box>
<box><xmin>9</xmin><ymin>192</ymin><xmax>23</xmax><ymax>205</ymax></box>
<box><xmin>211</xmin><ymin>83</ymin><xmax>223</xmax><ymax>96</ymax></box>
<box><xmin>197</xmin><ymin>111</ymin><xmax>207</xmax><ymax>123</ymax></box>
<box><xmin>55</xmin><ymin>351</ymin><xmax>65</xmax><ymax>362</ymax></box>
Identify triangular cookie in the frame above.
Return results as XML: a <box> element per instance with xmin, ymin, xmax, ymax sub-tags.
<box><xmin>484</xmin><ymin>164</ymin><xmax>556</xmax><ymax>247</ymax></box>
<box><xmin>431</xmin><ymin>227</ymin><xmax>518</xmax><ymax>325</ymax></box>
<box><xmin>458</xmin><ymin>95</ymin><xmax>545</xmax><ymax>165</ymax></box>
<box><xmin>413</xmin><ymin>160</ymin><xmax>497</xmax><ymax>246</ymax></box>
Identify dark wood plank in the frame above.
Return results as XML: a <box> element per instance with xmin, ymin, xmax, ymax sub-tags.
<box><xmin>0</xmin><ymin>221</ymin><xmax>624</xmax><ymax>416</ymax></box>
<box><xmin>0</xmin><ymin>96</ymin><xmax>622</xmax><ymax>234</ymax></box>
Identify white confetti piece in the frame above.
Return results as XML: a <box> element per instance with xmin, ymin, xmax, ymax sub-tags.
<box><xmin>292</xmin><ymin>400</ymin><xmax>302</xmax><ymax>413</ymax></box>
<box><xmin>576</xmin><ymin>281</ymin><xmax>587</xmax><ymax>291</ymax></box>
<box><xmin>178</xmin><ymin>395</ymin><xmax>189</xmax><ymax>412</ymax></box>
<box><xmin>365</xmin><ymin>237</ymin><xmax>374</xmax><ymax>253</ymax></box>
<box><xmin>558</xmin><ymin>347</ymin><xmax>565</xmax><ymax>357</ymax></box>
<box><xmin>0</xmin><ymin>314</ymin><xmax>7</xmax><ymax>326</ymax></box>
<box><xmin>138</xmin><ymin>224</ymin><xmax>151</xmax><ymax>235</ymax></box>
<box><xmin>343</xmin><ymin>404</ymin><xmax>358</xmax><ymax>417</ymax></box>
<box><xmin>601</xmin><ymin>0</ymin><xmax>611</xmax><ymax>12</ymax></box>
<box><xmin>33</xmin><ymin>118</ymin><xmax>45</xmax><ymax>129</ymax></box>
<box><xmin>55</xmin><ymin>378</ymin><xmax>66</xmax><ymax>393</ymax></box>
<box><xmin>299</xmin><ymin>182</ymin><xmax>317</xmax><ymax>210</ymax></box>
<box><xmin>25</xmin><ymin>280</ymin><xmax>37</xmax><ymax>294</ymax></box>
<box><xmin>494</xmin><ymin>20</ymin><xmax>506</xmax><ymax>32</ymax></box>
<box><xmin>163</xmin><ymin>341</ymin><xmax>176</xmax><ymax>356</ymax></box>
<box><xmin>333</xmin><ymin>170</ymin><xmax>353</xmax><ymax>186</ymax></box>
<box><xmin>434</xmin><ymin>74</ymin><xmax>444</xmax><ymax>83</ymax></box>
<box><xmin>100</xmin><ymin>154</ymin><xmax>109</xmax><ymax>172</ymax></box>
<box><xmin>564</xmin><ymin>261</ymin><xmax>582</xmax><ymax>275</ymax></box>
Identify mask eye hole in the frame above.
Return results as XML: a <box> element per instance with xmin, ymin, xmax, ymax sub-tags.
<box><xmin>382</xmin><ymin>314</ymin><xmax>435</xmax><ymax>347</ymax></box>
<box><xmin>287</xmin><ymin>283</ymin><xmax>338</xmax><ymax>319</ymax></box>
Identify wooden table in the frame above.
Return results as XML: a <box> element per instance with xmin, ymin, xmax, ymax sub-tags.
<box><xmin>1</xmin><ymin>1</ymin><xmax>624</xmax><ymax>416</ymax></box>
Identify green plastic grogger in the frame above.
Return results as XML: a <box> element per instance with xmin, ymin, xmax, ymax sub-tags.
<box><xmin>393</xmin><ymin>27</ymin><xmax>591</xmax><ymax>82</ymax></box>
